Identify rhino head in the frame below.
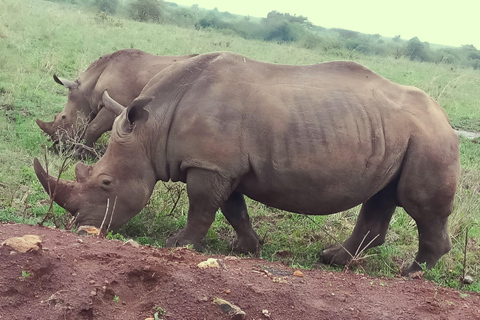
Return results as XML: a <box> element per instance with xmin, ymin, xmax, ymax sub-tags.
<box><xmin>36</xmin><ymin>75</ymin><xmax>90</xmax><ymax>145</ymax></box>
<box><xmin>34</xmin><ymin>91</ymin><xmax>156</xmax><ymax>231</ymax></box>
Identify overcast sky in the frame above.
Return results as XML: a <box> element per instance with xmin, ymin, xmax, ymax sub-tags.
<box><xmin>171</xmin><ymin>0</ymin><xmax>479</xmax><ymax>49</ymax></box>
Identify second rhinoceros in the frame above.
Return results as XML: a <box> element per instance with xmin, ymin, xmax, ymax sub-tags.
<box><xmin>36</xmin><ymin>49</ymin><xmax>196</xmax><ymax>157</ymax></box>
<box><xmin>34</xmin><ymin>52</ymin><xmax>460</xmax><ymax>275</ymax></box>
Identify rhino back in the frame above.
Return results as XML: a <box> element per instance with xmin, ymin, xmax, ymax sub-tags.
<box><xmin>79</xmin><ymin>49</ymin><xmax>195</xmax><ymax>114</ymax></box>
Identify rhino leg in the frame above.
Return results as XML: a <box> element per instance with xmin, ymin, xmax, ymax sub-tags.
<box><xmin>396</xmin><ymin>139</ymin><xmax>458</xmax><ymax>275</ymax></box>
<box><xmin>320</xmin><ymin>182</ymin><xmax>397</xmax><ymax>266</ymax></box>
<box><xmin>166</xmin><ymin>168</ymin><xmax>233</xmax><ymax>250</ymax></box>
<box><xmin>221</xmin><ymin>191</ymin><xmax>262</xmax><ymax>254</ymax></box>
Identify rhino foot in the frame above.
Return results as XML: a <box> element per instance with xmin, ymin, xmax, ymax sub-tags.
<box><xmin>165</xmin><ymin>232</ymin><xmax>204</xmax><ymax>251</ymax></box>
<box><xmin>230</xmin><ymin>231</ymin><xmax>263</xmax><ymax>254</ymax></box>
<box><xmin>319</xmin><ymin>244</ymin><xmax>354</xmax><ymax>266</ymax></box>
<box><xmin>400</xmin><ymin>261</ymin><xmax>423</xmax><ymax>276</ymax></box>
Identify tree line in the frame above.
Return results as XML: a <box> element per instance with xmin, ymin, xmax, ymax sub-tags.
<box><xmin>49</xmin><ymin>0</ymin><xmax>480</xmax><ymax>70</ymax></box>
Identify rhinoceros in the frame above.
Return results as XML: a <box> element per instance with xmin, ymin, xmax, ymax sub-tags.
<box><xmin>34</xmin><ymin>52</ymin><xmax>460</xmax><ymax>274</ymax></box>
<box><xmin>36</xmin><ymin>49</ymin><xmax>197</xmax><ymax>157</ymax></box>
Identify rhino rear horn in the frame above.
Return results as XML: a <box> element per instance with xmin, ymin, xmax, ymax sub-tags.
<box><xmin>53</xmin><ymin>74</ymin><xmax>77</xmax><ymax>89</ymax></box>
<box><xmin>102</xmin><ymin>90</ymin><xmax>125</xmax><ymax>116</ymax></box>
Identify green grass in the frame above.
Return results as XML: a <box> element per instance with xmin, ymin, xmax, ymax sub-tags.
<box><xmin>1</xmin><ymin>0</ymin><xmax>480</xmax><ymax>293</ymax></box>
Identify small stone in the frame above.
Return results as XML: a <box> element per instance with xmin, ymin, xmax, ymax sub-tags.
<box><xmin>90</xmin><ymin>291</ymin><xmax>97</xmax><ymax>296</ymax></box>
<box><xmin>77</xmin><ymin>238</ymin><xmax>84</xmax><ymax>243</ymax></box>
<box><xmin>293</xmin><ymin>270</ymin><xmax>304</xmax><ymax>277</ymax></box>
<box><xmin>262</xmin><ymin>309</ymin><xmax>271</xmax><ymax>318</ymax></box>
<box><xmin>213</xmin><ymin>298</ymin><xmax>246</xmax><ymax>320</ymax></box>
<box><xmin>77</xmin><ymin>226</ymin><xmax>100</xmax><ymax>236</ymax></box>
<box><xmin>124</xmin><ymin>239</ymin><xmax>140</xmax><ymax>248</ymax></box>
<box><xmin>90</xmin><ymin>280</ymin><xmax>96</xmax><ymax>285</ymax></box>
<box><xmin>462</xmin><ymin>275</ymin><xmax>474</xmax><ymax>284</ymax></box>
<box><xmin>226</xmin><ymin>289</ymin><xmax>231</xmax><ymax>294</ymax></box>
<box><xmin>409</xmin><ymin>271</ymin><xmax>424</xmax><ymax>279</ymax></box>
<box><xmin>198</xmin><ymin>258</ymin><xmax>220</xmax><ymax>269</ymax></box>
<box><xmin>2</xmin><ymin>235</ymin><xmax>42</xmax><ymax>253</ymax></box>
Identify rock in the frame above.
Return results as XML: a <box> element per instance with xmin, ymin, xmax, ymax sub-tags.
<box><xmin>212</xmin><ymin>298</ymin><xmax>246</xmax><ymax>320</ymax></box>
<box><xmin>124</xmin><ymin>239</ymin><xmax>140</xmax><ymax>248</ymax></box>
<box><xmin>293</xmin><ymin>270</ymin><xmax>304</xmax><ymax>277</ymax></box>
<box><xmin>462</xmin><ymin>275</ymin><xmax>474</xmax><ymax>285</ymax></box>
<box><xmin>197</xmin><ymin>258</ymin><xmax>220</xmax><ymax>269</ymax></box>
<box><xmin>262</xmin><ymin>309</ymin><xmax>271</xmax><ymax>318</ymax></box>
<box><xmin>77</xmin><ymin>226</ymin><xmax>101</xmax><ymax>236</ymax></box>
<box><xmin>409</xmin><ymin>271</ymin><xmax>424</xmax><ymax>279</ymax></box>
<box><xmin>2</xmin><ymin>235</ymin><xmax>42</xmax><ymax>253</ymax></box>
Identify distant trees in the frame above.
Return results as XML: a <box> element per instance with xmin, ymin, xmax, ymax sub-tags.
<box><xmin>44</xmin><ymin>0</ymin><xmax>480</xmax><ymax>70</ymax></box>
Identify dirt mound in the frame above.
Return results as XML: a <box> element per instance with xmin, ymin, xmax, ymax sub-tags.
<box><xmin>1</xmin><ymin>222</ymin><xmax>479</xmax><ymax>320</ymax></box>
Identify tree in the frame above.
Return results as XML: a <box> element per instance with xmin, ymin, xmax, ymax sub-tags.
<box><xmin>94</xmin><ymin>0</ymin><xmax>119</xmax><ymax>14</ymax></box>
<box><xmin>128</xmin><ymin>0</ymin><xmax>163</xmax><ymax>22</ymax></box>
<box><xmin>405</xmin><ymin>37</ymin><xmax>432</xmax><ymax>62</ymax></box>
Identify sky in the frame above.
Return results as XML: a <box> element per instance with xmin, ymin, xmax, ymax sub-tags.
<box><xmin>171</xmin><ymin>0</ymin><xmax>479</xmax><ymax>49</ymax></box>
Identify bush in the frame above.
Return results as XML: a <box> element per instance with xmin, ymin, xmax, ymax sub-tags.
<box><xmin>128</xmin><ymin>0</ymin><xmax>163</xmax><ymax>22</ymax></box>
<box><xmin>94</xmin><ymin>0</ymin><xmax>118</xmax><ymax>14</ymax></box>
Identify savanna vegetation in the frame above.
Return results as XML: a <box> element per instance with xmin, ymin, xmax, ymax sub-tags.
<box><xmin>1</xmin><ymin>0</ymin><xmax>480</xmax><ymax>293</ymax></box>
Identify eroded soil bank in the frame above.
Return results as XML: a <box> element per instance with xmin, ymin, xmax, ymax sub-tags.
<box><xmin>1</xmin><ymin>222</ymin><xmax>479</xmax><ymax>320</ymax></box>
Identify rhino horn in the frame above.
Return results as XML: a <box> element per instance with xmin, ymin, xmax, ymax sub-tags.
<box><xmin>36</xmin><ymin>118</ymin><xmax>56</xmax><ymax>136</ymax></box>
<box><xmin>33</xmin><ymin>157</ymin><xmax>79</xmax><ymax>213</ymax></box>
<box><xmin>53</xmin><ymin>74</ymin><xmax>77</xmax><ymax>89</ymax></box>
<box><xmin>102</xmin><ymin>90</ymin><xmax>125</xmax><ymax>116</ymax></box>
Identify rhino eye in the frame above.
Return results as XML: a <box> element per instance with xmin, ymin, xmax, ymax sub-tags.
<box><xmin>61</xmin><ymin>115</ymin><xmax>66</xmax><ymax>120</ymax></box>
<box><xmin>102</xmin><ymin>179</ymin><xmax>111</xmax><ymax>186</ymax></box>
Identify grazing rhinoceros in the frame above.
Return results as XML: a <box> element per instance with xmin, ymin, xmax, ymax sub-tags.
<box><xmin>34</xmin><ymin>52</ymin><xmax>460</xmax><ymax>274</ymax></box>
<box><xmin>36</xmin><ymin>49</ymin><xmax>197</xmax><ymax>157</ymax></box>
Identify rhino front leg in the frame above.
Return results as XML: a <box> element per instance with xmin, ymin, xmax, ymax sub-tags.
<box><xmin>221</xmin><ymin>191</ymin><xmax>262</xmax><ymax>254</ymax></box>
<box><xmin>320</xmin><ymin>182</ymin><xmax>397</xmax><ymax>266</ymax></box>
<box><xmin>166</xmin><ymin>168</ymin><xmax>233</xmax><ymax>250</ymax></box>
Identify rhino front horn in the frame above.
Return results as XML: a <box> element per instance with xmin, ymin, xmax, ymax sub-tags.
<box><xmin>33</xmin><ymin>157</ymin><xmax>78</xmax><ymax>213</ymax></box>
<box><xmin>36</xmin><ymin>118</ymin><xmax>55</xmax><ymax>136</ymax></box>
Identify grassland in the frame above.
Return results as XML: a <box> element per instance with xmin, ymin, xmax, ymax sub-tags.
<box><xmin>1</xmin><ymin>0</ymin><xmax>480</xmax><ymax>292</ymax></box>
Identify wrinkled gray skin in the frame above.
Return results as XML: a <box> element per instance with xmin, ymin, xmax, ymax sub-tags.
<box><xmin>36</xmin><ymin>49</ymin><xmax>197</xmax><ymax>158</ymax></box>
<box><xmin>34</xmin><ymin>52</ymin><xmax>460</xmax><ymax>275</ymax></box>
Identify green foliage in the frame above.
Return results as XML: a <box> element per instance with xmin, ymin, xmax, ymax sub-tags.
<box><xmin>106</xmin><ymin>231</ymin><xmax>126</xmax><ymax>241</ymax></box>
<box><xmin>21</xmin><ymin>270</ymin><xmax>32</xmax><ymax>280</ymax></box>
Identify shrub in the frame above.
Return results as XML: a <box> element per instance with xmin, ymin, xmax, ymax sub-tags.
<box><xmin>94</xmin><ymin>0</ymin><xmax>118</xmax><ymax>14</ymax></box>
<box><xmin>128</xmin><ymin>0</ymin><xmax>163</xmax><ymax>22</ymax></box>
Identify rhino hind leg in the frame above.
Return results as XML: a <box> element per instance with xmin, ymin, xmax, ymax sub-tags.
<box><xmin>221</xmin><ymin>191</ymin><xmax>262</xmax><ymax>254</ymax></box>
<box><xmin>165</xmin><ymin>168</ymin><xmax>235</xmax><ymax>250</ymax></box>
<box><xmin>396</xmin><ymin>139</ymin><xmax>458</xmax><ymax>275</ymax></box>
<box><xmin>320</xmin><ymin>181</ymin><xmax>397</xmax><ymax>266</ymax></box>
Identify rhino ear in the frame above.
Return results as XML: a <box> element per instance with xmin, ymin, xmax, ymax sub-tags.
<box><xmin>53</xmin><ymin>74</ymin><xmax>77</xmax><ymax>89</ymax></box>
<box><xmin>126</xmin><ymin>97</ymin><xmax>153</xmax><ymax>125</ymax></box>
<box><xmin>102</xmin><ymin>90</ymin><xmax>126</xmax><ymax>116</ymax></box>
